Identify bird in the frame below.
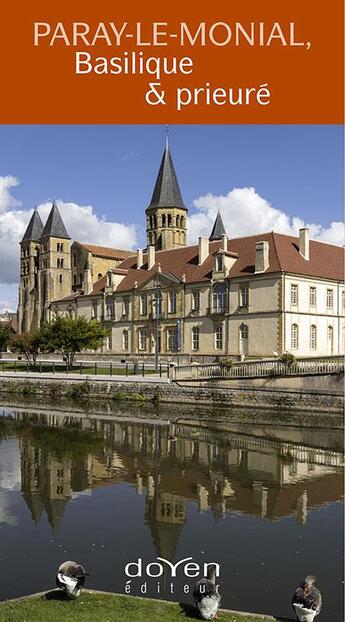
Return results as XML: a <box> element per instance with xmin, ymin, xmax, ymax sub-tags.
<box><xmin>291</xmin><ymin>575</ymin><xmax>322</xmax><ymax>622</ymax></box>
<box><xmin>193</xmin><ymin>565</ymin><xmax>221</xmax><ymax>620</ymax></box>
<box><xmin>56</xmin><ymin>560</ymin><xmax>89</xmax><ymax>599</ymax></box>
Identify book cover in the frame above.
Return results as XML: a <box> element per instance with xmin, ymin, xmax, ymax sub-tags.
<box><xmin>0</xmin><ymin>2</ymin><xmax>343</xmax><ymax>621</ymax></box>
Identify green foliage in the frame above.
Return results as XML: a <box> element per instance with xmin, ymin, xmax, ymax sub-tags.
<box><xmin>66</xmin><ymin>382</ymin><xmax>92</xmax><ymax>400</ymax></box>
<box><xmin>0</xmin><ymin>323</ymin><xmax>12</xmax><ymax>351</ymax></box>
<box><xmin>219</xmin><ymin>358</ymin><xmax>234</xmax><ymax>371</ymax></box>
<box><xmin>279</xmin><ymin>352</ymin><xmax>296</xmax><ymax>368</ymax></box>
<box><xmin>39</xmin><ymin>316</ymin><xmax>109</xmax><ymax>368</ymax></box>
<box><xmin>10</xmin><ymin>331</ymin><xmax>42</xmax><ymax>363</ymax></box>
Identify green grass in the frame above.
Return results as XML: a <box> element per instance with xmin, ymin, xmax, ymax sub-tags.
<box><xmin>0</xmin><ymin>591</ymin><xmax>277</xmax><ymax>622</ymax></box>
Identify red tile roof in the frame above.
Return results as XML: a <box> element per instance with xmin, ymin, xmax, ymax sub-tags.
<box><xmin>76</xmin><ymin>242</ymin><xmax>132</xmax><ymax>260</ymax></box>
<box><xmin>52</xmin><ymin>232</ymin><xmax>344</xmax><ymax>302</ymax></box>
<box><xmin>111</xmin><ymin>232</ymin><xmax>344</xmax><ymax>292</ymax></box>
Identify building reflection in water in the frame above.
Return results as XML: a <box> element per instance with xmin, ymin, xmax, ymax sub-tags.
<box><xmin>2</xmin><ymin>408</ymin><xmax>343</xmax><ymax>560</ymax></box>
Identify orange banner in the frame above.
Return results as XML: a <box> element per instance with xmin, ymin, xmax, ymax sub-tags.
<box><xmin>0</xmin><ymin>0</ymin><xmax>343</xmax><ymax>123</ymax></box>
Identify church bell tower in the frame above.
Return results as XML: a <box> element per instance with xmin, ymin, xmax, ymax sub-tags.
<box><xmin>146</xmin><ymin>138</ymin><xmax>187</xmax><ymax>251</ymax></box>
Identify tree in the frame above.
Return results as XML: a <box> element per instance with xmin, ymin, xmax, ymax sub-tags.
<box><xmin>39</xmin><ymin>316</ymin><xmax>109</xmax><ymax>368</ymax></box>
<box><xmin>11</xmin><ymin>331</ymin><xmax>42</xmax><ymax>364</ymax></box>
<box><xmin>0</xmin><ymin>324</ymin><xmax>11</xmax><ymax>352</ymax></box>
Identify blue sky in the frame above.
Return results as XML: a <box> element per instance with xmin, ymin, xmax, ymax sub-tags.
<box><xmin>0</xmin><ymin>124</ymin><xmax>343</xmax><ymax>228</ymax></box>
<box><xmin>0</xmin><ymin>124</ymin><xmax>343</xmax><ymax>312</ymax></box>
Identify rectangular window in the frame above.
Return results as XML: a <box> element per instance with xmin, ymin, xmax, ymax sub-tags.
<box><xmin>167</xmin><ymin>328</ymin><xmax>177</xmax><ymax>351</ymax></box>
<box><xmin>215</xmin><ymin>325</ymin><xmax>223</xmax><ymax>350</ymax></box>
<box><xmin>122</xmin><ymin>330</ymin><xmax>129</xmax><ymax>351</ymax></box>
<box><xmin>240</xmin><ymin>286</ymin><xmax>249</xmax><ymax>308</ymax></box>
<box><xmin>290</xmin><ymin>284</ymin><xmax>298</xmax><ymax>305</ymax></box>
<box><xmin>139</xmin><ymin>328</ymin><xmax>147</xmax><ymax>351</ymax></box>
<box><xmin>192</xmin><ymin>291</ymin><xmax>200</xmax><ymax>311</ymax></box>
<box><xmin>73</xmin><ymin>253</ymin><xmax>77</xmax><ymax>267</ymax></box>
<box><xmin>169</xmin><ymin>290</ymin><xmax>177</xmax><ymax>313</ymax></box>
<box><xmin>342</xmin><ymin>291</ymin><xmax>345</xmax><ymax>311</ymax></box>
<box><xmin>192</xmin><ymin>326</ymin><xmax>200</xmax><ymax>351</ymax></box>
<box><xmin>326</xmin><ymin>289</ymin><xmax>333</xmax><ymax>309</ymax></box>
<box><xmin>59</xmin><ymin>274</ymin><xmax>63</xmax><ymax>284</ymax></box>
<box><xmin>107</xmin><ymin>334</ymin><xmax>113</xmax><ymax>351</ymax></box>
<box><xmin>140</xmin><ymin>293</ymin><xmax>147</xmax><ymax>316</ymax></box>
<box><xmin>309</xmin><ymin>286</ymin><xmax>316</xmax><ymax>307</ymax></box>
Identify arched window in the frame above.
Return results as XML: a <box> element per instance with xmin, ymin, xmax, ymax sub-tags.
<box><xmin>61</xmin><ymin>243</ymin><xmax>64</xmax><ymax>252</ymax></box>
<box><xmin>122</xmin><ymin>329</ymin><xmax>129</xmax><ymax>351</ymax></box>
<box><xmin>327</xmin><ymin>326</ymin><xmax>334</xmax><ymax>354</ymax></box>
<box><xmin>239</xmin><ymin>324</ymin><xmax>248</xmax><ymax>355</ymax></box>
<box><xmin>60</xmin><ymin>258</ymin><xmax>64</xmax><ymax>268</ymax></box>
<box><xmin>214</xmin><ymin>324</ymin><xmax>223</xmax><ymax>350</ymax></box>
<box><xmin>212</xmin><ymin>283</ymin><xmax>227</xmax><ymax>313</ymax></box>
<box><xmin>162</xmin><ymin>214</ymin><xmax>166</xmax><ymax>227</ymax></box>
<box><xmin>291</xmin><ymin>324</ymin><xmax>298</xmax><ymax>350</ymax></box>
<box><xmin>192</xmin><ymin>326</ymin><xmax>200</xmax><ymax>351</ymax></box>
<box><xmin>310</xmin><ymin>325</ymin><xmax>317</xmax><ymax>350</ymax></box>
<box><xmin>176</xmin><ymin>215</ymin><xmax>180</xmax><ymax>227</ymax></box>
<box><xmin>168</xmin><ymin>214</ymin><xmax>172</xmax><ymax>227</ymax></box>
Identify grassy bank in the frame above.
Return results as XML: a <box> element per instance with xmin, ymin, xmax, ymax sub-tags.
<box><xmin>0</xmin><ymin>591</ymin><xmax>279</xmax><ymax>622</ymax></box>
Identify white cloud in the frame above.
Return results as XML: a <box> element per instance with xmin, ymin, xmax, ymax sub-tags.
<box><xmin>0</xmin><ymin>178</ymin><xmax>343</xmax><ymax>313</ymax></box>
<box><xmin>189</xmin><ymin>187</ymin><xmax>344</xmax><ymax>247</ymax></box>
<box><xmin>0</xmin><ymin>177</ymin><xmax>139</xmax><ymax>311</ymax></box>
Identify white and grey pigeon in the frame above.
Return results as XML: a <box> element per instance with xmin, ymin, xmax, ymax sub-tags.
<box><xmin>56</xmin><ymin>560</ymin><xmax>88</xmax><ymax>599</ymax></box>
<box><xmin>292</xmin><ymin>575</ymin><xmax>322</xmax><ymax>622</ymax></box>
<box><xmin>193</xmin><ymin>565</ymin><xmax>221</xmax><ymax>620</ymax></box>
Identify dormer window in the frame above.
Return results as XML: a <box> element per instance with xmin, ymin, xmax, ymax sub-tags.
<box><xmin>215</xmin><ymin>255</ymin><xmax>223</xmax><ymax>271</ymax></box>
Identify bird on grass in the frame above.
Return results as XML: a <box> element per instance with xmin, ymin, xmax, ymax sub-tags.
<box><xmin>292</xmin><ymin>575</ymin><xmax>322</xmax><ymax>622</ymax></box>
<box><xmin>56</xmin><ymin>560</ymin><xmax>89</xmax><ymax>599</ymax></box>
<box><xmin>193</xmin><ymin>565</ymin><xmax>221</xmax><ymax>620</ymax></box>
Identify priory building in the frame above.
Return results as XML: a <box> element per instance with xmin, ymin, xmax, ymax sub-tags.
<box><xmin>18</xmin><ymin>140</ymin><xmax>345</xmax><ymax>359</ymax></box>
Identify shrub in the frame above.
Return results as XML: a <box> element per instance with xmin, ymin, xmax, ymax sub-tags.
<box><xmin>219</xmin><ymin>358</ymin><xmax>234</xmax><ymax>372</ymax></box>
<box><xmin>279</xmin><ymin>352</ymin><xmax>296</xmax><ymax>369</ymax></box>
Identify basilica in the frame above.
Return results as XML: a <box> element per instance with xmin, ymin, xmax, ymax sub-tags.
<box><xmin>18</xmin><ymin>141</ymin><xmax>344</xmax><ymax>359</ymax></box>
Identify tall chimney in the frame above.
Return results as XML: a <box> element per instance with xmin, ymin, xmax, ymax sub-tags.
<box><xmin>221</xmin><ymin>234</ymin><xmax>228</xmax><ymax>251</ymax></box>
<box><xmin>137</xmin><ymin>248</ymin><xmax>143</xmax><ymax>269</ymax></box>
<box><xmin>148</xmin><ymin>245</ymin><xmax>155</xmax><ymax>270</ymax></box>
<box><xmin>198</xmin><ymin>237</ymin><xmax>209</xmax><ymax>265</ymax></box>
<box><xmin>299</xmin><ymin>227</ymin><xmax>309</xmax><ymax>260</ymax></box>
<box><xmin>255</xmin><ymin>241</ymin><xmax>269</xmax><ymax>273</ymax></box>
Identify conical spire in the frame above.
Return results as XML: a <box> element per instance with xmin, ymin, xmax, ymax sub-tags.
<box><xmin>41</xmin><ymin>202</ymin><xmax>71</xmax><ymax>239</ymax></box>
<box><xmin>209</xmin><ymin>210</ymin><xmax>226</xmax><ymax>241</ymax></box>
<box><xmin>148</xmin><ymin>143</ymin><xmax>186</xmax><ymax>210</ymax></box>
<box><xmin>21</xmin><ymin>209</ymin><xmax>44</xmax><ymax>242</ymax></box>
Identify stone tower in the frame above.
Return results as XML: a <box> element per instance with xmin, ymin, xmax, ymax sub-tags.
<box><xmin>18</xmin><ymin>209</ymin><xmax>44</xmax><ymax>333</ymax></box>
<box><xmin>146</xmin><ymin>138</ymin><xmax>187</xmax><ymax>251</ymax></box>
<box><xmin>39</xmin><ymin>202</ymin><xmax>72</xmax><ymax>323</ymax></box>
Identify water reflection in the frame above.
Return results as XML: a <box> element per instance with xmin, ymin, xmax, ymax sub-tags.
<box><xmin>1</xmin><ymin>408</ymin><xmax>343</xmax><ymax>541</ymax></box>
<box><xmin>0</xmin><ymin>405</ymin><xmax>343</xmax><ymax>618</ymax></box>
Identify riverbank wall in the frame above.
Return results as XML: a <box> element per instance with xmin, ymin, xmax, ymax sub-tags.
<box><xmin>0</xmin><ymin>371</ymin><xmax>343</xmax><ymax>415</ymax></box>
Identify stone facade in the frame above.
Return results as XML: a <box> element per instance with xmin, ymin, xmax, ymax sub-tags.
<box><xmin>18</xmin><ymin>141</ymin><xmax>345</xmax><ymax>359</ymax></box>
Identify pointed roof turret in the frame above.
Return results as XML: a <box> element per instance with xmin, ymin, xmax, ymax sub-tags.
<box><xmin>21</xmin><ymin>209</ymin><xmax>44</xmax><ymax>242</ymax></box>
<box><xmin>41</xmin><ymin>202</ymin><xmax>71</xmax><ymax>239</ymax></box>
<box><xmin>209</xmin><ymin>210</ymin><xmax>226</xmax><ymax>241</ymax></box>
<box><xmin>148</xmin><ymin>141</ymin><xmax>186</xmax><ymax>210</ymax></box>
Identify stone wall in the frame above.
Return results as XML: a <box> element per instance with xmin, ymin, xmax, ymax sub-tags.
<box><xmin>0</xmin><ymin>373</ymin><xmax>342</xmax><ymax>414</ymax></box>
